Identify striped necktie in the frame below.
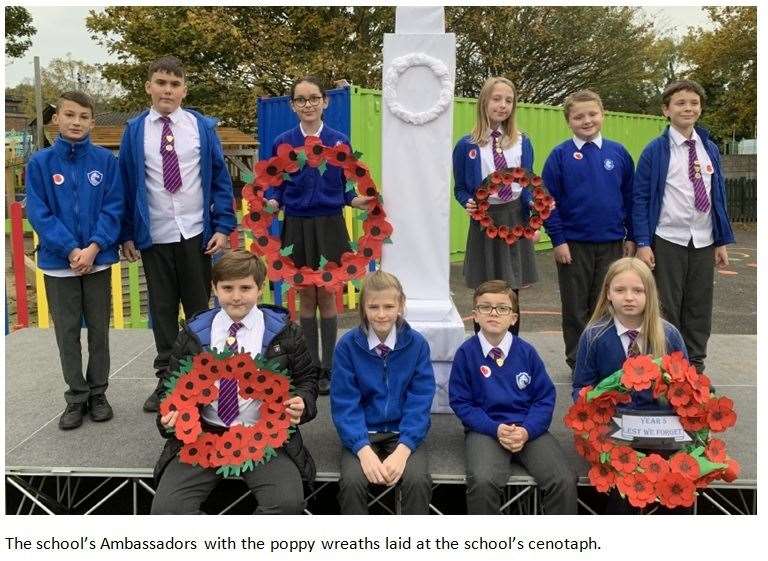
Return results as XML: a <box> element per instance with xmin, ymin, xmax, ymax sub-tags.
<box><xmin>218</xmin><ymin>322</ymin><xmax>244</xmax><ymax>426</ymax></box>
<box><xmin>684</xmin><ymin>139</ymin><xmax>711</xmax><ymax>213</ymax></box>
<box><xmin>376</xmin><ymin>343</ymin><xmax>390</xmax><ymax>358</ymax></box>
<box><xmin>491</xmin><ymin>130</ymin><xmax>513</xmax><ymax>201</ymax></box>
<box><xmin>626</xmin><ymin>330</ymin><xmax>641</xmax><ymax>358</ymax></box>
<box><xmin>159</xmin><ymin>116</ymin><xmax>182</xmax><ymax>193</ymax></box>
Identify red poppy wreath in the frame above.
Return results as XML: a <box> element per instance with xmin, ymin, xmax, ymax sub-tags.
<box><xmin>160</xmin><ymin>351</ymin><xmax>294</xmax><ymax>477</ymax></box>
<box><xmin>242</xmin><ymin>137</ymin><xmax>393</xmax><ymax>290</ymax></box>
<box><xmin>469</xmin><ymin>167</ymin><xmax>554</xmax><ymax>245</ymax></box>
<box><xmin>565</xmin><ymin>352</ymin><xmax>739</xmax><ymax>509</ymax></box>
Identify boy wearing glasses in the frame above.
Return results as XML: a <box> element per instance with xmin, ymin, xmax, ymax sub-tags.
<box><xmin>449</xmin><ymin>280</ymin><xmax>577</xmax><ymax>514</ymax></box>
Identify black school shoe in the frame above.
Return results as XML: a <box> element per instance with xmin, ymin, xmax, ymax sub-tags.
<box><xmin>59</xmin><ymin>402</ymin><xmax>87</xmax><ymax>430</ymax></box>
<box><xmin>89</xmin><ymin>394</ymin><xmax>114</xmax><ymax>422</ymax></box>
<box><xmin>142</xmin><ymin>376</ymin><xmax>165</xmax><ymax>412</ymax></box>
<box><xmin>317</xmin><ymin>368</ymin><xmax>331</xmax><ymax>396</ymax></box>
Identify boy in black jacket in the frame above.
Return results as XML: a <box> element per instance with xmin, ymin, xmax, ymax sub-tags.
<box><xmin>151</xmin><ymin>251</ymin><xmax>318</xmax><ymax>514</ymax></box>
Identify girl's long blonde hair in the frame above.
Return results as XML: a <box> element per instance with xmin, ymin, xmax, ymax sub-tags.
<box><xmin>358</xmin><ymin>270</ymin><xmax>406</xmax><ymax>331</ymax></box>
<box><xmin>470</xmin><ymin>76</ymin><xmax>520</xmax><ymax>148</ymax></box>
<box><xmin>587</xmin><ymin>257</ymin><xmax>667</xmax><ymax>357</ymax></box>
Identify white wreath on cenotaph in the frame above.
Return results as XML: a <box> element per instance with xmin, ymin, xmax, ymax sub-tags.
<box><xmin>383</xmin><ymin>52</ymin><xmax>454</xmax><ymax>126</ymax></box>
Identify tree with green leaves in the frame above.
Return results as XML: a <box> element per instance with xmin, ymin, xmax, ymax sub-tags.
<box><xmin>5</xmin><ymin>6</ymin><xmax>36</xmax><ymax>59</ymax></box>
<box><xmin>680</xmin><ymin>6</ymin><xmax>756</xmax><ymax>141</ymax></box>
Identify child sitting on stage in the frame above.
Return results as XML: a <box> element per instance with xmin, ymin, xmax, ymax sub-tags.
<box><xmin>449</xmin><ymin>280</ymin><xmax>577</xmax><ymax>514</ymax></box>
<box><xmin>331</xmin><ymin>270</ymin><xmax>435</xmax><ymax>514</ymax></box>
<box><xmin>151</xmin><ymin>250</ymin><xmax>318</xmax><ymax>514</ymax></box>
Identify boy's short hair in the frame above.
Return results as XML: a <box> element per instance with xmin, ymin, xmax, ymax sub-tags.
<box><xmin>563</xmin><ymin>89</ymin><xmax>604</xmax><ymax>120</ymax></box>
<box><xmin>211</xmin><ymin>250</ymin><xmax>266</xmax><ymax>287</ymax></box>
<box><xmin>57</xmin><ymin>91</ymin><xmax>94</xmax><ymax>116</ymax></box>
<box><xmin>473</xmin><ymin>280</ymin><xmax>519</xmax><ymax>309</ymax></box>
<box><xmin>661</xmin><ymin>79</ymin><xmax>707</xmax><ymax>107</ymax></box>
<box><xmin>148</xmin><ymin>56</ymin><xmax>186</xmax><ymax>80</ymax></box>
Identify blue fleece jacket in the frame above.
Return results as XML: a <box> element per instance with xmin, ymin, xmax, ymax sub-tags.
<box><xmin>330</xmin><ymin>322</ymin><xmax>436</xmax><ymax>454</ymax></box>
<box><xmin>541</xmin><ymin>138</ymin><xmax>634</xmax><ymax>246</ymax></box>
<box><xmin>632</xmin><ymin>125</ymin><xmax>735</xmax><ymax>248</ymax></box>
<box><xmin>572</xmin><ymin>319</ymin><xmax>687</xmax><ymax>409</ymax></box>
<box><xmin>452</xmin><ymin>133</ymin><xmax>534</xmax><ymax>212</ymax></box>
<box><xmin>185</xmin><ymin>305</ymin><xmax>288</xmax><ymax>353</ymax></box>
<box><xmin>25</xmin><ymin>134</ymin><xmax>123</xmax><ymax>270</ymax></box>
<box><xmin>118</xmin><ymin>109</ymin><xmax>236</xmax><ymax>250</ymax></box>
<box><xmin>265</xmin><ymin>125</ymin><xmax>356</xmax><ymax>217</ymax></box>
<box><xmin>449</xmin><ymin>334</ymin><xmax>555</xmax><ymax>441</ymax></box>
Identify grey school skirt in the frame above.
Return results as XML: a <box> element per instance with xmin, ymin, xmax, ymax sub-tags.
<box><xmin>463</xmin><ymin>198</ymin><xmax>538</xmax><ymax>289</ymax></box>
<box><xmin>281</xmin><ymin>213</ymin><xmax>351</xmax><ymax>269</ymax></box>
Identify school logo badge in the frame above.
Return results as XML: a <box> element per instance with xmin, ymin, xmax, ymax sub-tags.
<box><xmin>52</xmin><ymin>173</ymin><xmax>65</xmax><ymax>186</ymax></box>
<box><xmin>516</xmin><ymin>371</ymin><xmax>531</xmax><ymax>390</ymax></box>
<box><xmin>480</xmin><ymin>365</ymin><xmax>492</xmax><ymax>378</ymax></box>
<box><xmin>469</xmin><ymin>148</ymin><xmax>478</xmax><ymax>160</ymax></box>
<box><xmin>603</xmin><ymin>159</ymin><xmax>615</xmax><ymax>171</ymax></box>
<box><xmin>87</xmin><ymin>170</ymin><xmax>103</xmax><ymax>187</ymax></box>
<box><xmin>573</xmin><ymin>151</ymin><xmax>583</xmax><ymax>160</ymax></box>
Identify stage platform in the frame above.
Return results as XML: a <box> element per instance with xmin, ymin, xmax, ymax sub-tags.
<box><xmin>5</xmin><ymin>328</ymin><xmax>757</xmax><ymax>514</ymax></box>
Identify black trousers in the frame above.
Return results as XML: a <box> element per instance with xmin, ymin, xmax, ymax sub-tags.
<box><xmin>556</xmin><ymin>240</ymin><xmax>623</xmax><ymax>371</ymax></box>
<box><xmin>652</xmin><ymin>235</ymin><xmax>715</xmax><ymax>372</ymax></box>
<box><xmin>141</xmin><ymin>234</ymin><xmax>212</xmax><ymax>374</ymax></box>
<box><xmin>44</xmin><ymin>269</ymin><xmax>112</xmax><ymax>404</ymax></box>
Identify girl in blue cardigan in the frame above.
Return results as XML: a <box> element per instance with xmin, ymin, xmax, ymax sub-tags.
<box><xmin>453</xmin><ymin>77</ymin><xmax>537</xmax><ymax>335</ymax></box>
<box><xmin>265</xmin><ymin>76</ymin><xmax>373</xmax><ymax>395</ymax></box>
<box><xmin>330</xmin><ymin>270</ymin><xmax>435</xmax><ymax>514</ymax></box>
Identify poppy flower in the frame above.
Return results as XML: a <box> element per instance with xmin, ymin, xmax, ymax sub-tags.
<box><xmin>159</xmin><ymin>394</ymin><xmax>184</xmax><ymax>417</ymax></box>
<box><xmin>610</xmin><ymin>446</ymin><xmax>639</xmax><ymax>474</ymax></box>
<box><xmin>251</xmin><ymin>234</ymin><xmax>281</xmax><ymax>257</ymax></box>
<box><xmin>593</xmin><ymin>390</ymin><xmax>631</xmax><ymax>407</ymax></box>
<box><xmin>656</xmin><ymin>472</ymin><xmax>696</xmax><ymax>509</ymax></box>
<box><xmin>363</xmin><ymin>217</ymin><xmax>393</xmax><ymax>241</ymax></box>
<box><xmin>528</xmin><ymin>216</ymin><xmax>543</xmax><ymax>230</ymax></box>
<box><xmin>176</xmin><ymin>421</ymin><xmax>202</xmax><ymax>445</ymax></box>
<box><xmin>479</xmin><ymin>215</ymin><xmax>493</xmax><ymax>228</ymax></box>
<box><xmin>324</xmin><ymin>143</ymin><xmax>354</xmax><ymax>171</ymax></box>
<box><xmin>679</xmin><ymin>414</ymin><xmax>707</xmax><ymax>432</ymax></box>
<box><xmin>176</xmin><ymin>376</ymin><xmax>204</xmax><ymax>400</ymax></box>
<box><xmin>722</xmin><ymin>457</ymin><xmax>741</xmax><ymax>482</ymax></box>
<box><xmin>261</xmin><ymin>383</ymin><xmax>284</xmax><ymax>408</ymax></box>
<box><xmin>626</xmin><ymin>474</ymin><xmax>656</xmax><ymax>508</ymax></box>
<box><xmin>694</xmin><ymin>470</ymin><xmax>721</xmax><ymax>489</ymax></box>
<box><xmin>175</xmin><ymin>407</ymin><xmax>200</xmax><ymax>431</ymax></box>
<box><xmin>475</xmin><ymin>188</ymin><xmax>490</xmax><ymax>201</ymax></box>
<box><xmin>291</xmin><ymin>266</ymin><xmax>321</xmax><ymax>287</ymax></box>
<box><xmin>574</xmin><ymin>435</ymin><xmax>599</xmax><ymax>462</ymax></box>
<box><xmin>620</xmin><ymin>355</ymin><xmax>661</xmax><ymax>391</ymax></box>
<box><xmin>669</xmin><ymin>452</ymin><xmax>701</xmax><ymax>481</ymax></box>
<box><xmin>271</xmin><ymin>410</ymin><xmax>292</xmax><ymax>430</ymax></box>
<box><xmin>533</xmin><ymin>199</ymin><xmax>548</xmax><ymax>212</ymax></box>
<box><xmin>344</xmin><ymin>159</ymin><xmax>373</xmax><ymax>185</ymax></box>
<box><xmin>706</xmin><ymin>396</ymin><xmax>737</xmax><ymax>432</ymax></box>
<box><xmin>587</xmin><ymin>425</ymin><xmax>615</xmax><ymax>454</ymax></box>
<box><xmin>254</xmin><ymin>157</ymin><xmax>285</xmax><ymax>188</ymax></box>
<box><xmin>197</xmin><ymin>383</ymin><xmax>219</xmax><ymax>405</ymax></box>
<box><xmin>530</xmin><ymin>175</ymin><xmax>543</xmax><ymax>187</ymax></box>
<box><xmin>318</xmin><ymin>262</ymin><xmax>348</xmax><ymax>289</ymax></box>
<box><xmin>692</xmin><ymin>373</ymin><xmax>712</xmax><ymax>404</ymax></box>
<box><xmin>588</xmin><ymin>463</ymin><xmax>616</xmax><ymax>493</ymax></box>
<box><xmin>485</xmin><ymin>225</ymin><xmax>499</xmax><ymax>239</ymax></box>
<box><xmin>511</xmin><ymin>167</ymin><xmax>525</xmax><ymax>180</ymax></box>
<box><xmin>538</xmin><ymin>207</ymin><xmax>552</xmax><ymax>220</ymax></box>
<box><xmin>219</xmin><ymin>431</ymin><xmax>245</xmax><ymax>464</ymax></box>
<box><xmin>195</xmin><ymin>434</ymin><xmax>217</xmax><ymax>468</ymax></box>
<box><xmin>264</xmin><ymin>424</ymin><xmax>289</xmax><ymax>448</ymax></box>
<box><xmin>276</xmin><ymin>143</ymin><xmax>301</xmax><ymax>172</ymax></box>
<box><xmin>269</xmin><ymin>373</ymin><xmax>291</xmax><ymax>396</ymax></box>
<box><xmin>667</xmin><ymin>381</ymin><xmax>693</xmax><ymax>407</ymax></box>
<box><xmin>577</xmin><ymin>386</ymin><xmax>593</xmax><ymax>401</ymax></box>
<box><xmin>563</xmin><ymin>401</ymin><xmax>596</xmax><ymax>432</ymax></box>
<box><xmin>590</xmin><ymin>399</ymin><xmax>615</xmax><ymax>424</ymax></box>
<box><xmin>704</xmin><ymin>438</ymin><xmax>727</xmax><ymax>463</ymax></box>
<box><xmin>267</xmin><ymin>255</ymin><xmax>297</xmax><ymax>282</ymax></box>
<box><xmin>684</xmin><ymin>364</ymin><xmax>702</xmax><ymax>387</ymax></box>
<box><xmin>523</xmin><ymin>227</ymin><xmax>536</xmax><ymax>240</ymax></box>
<box><xmin>303</xmin><ymin>136</ymin><xmax>326</xmax><ymax>167</ymax></box>
<box><xmin>339</xmin><ymin>252</ymin><xmax>368</xmax><ymax>279</ymax></box>
<box><xmin>180</xmin><ymin>441</ymin><xmax>206</xmax><ymax>466</ymax></box>
<box><xmin>518</xmin><ymin>176</ymin><xmax>530</xmax><ymax>188</ymax></box>
<box><xmin>358</xmin><ymin>236</ymin><xmax>382</xmax><ymax>262</ymax></box>
<box><xmin>241</xmin><ymin>183</ymin><xmax>258</xmax><ymax>203</ymax></box>
<box><xmin>639</xmin><ymin>454</ymin><xmax>670</xmax><ymax>483</ymax></box>
<box><xmin>662</xmin><ymin>351</ymin><xmax>689</xmax><ymax>383</ymax></box>
<box><xmin>477</xmin><ymin>200</ymin><xmax>490</xmax><ymax>212</ymax></box>
<box><xmin>242</xmin><ymin>208</ymin><xmax>273</xmax><ymax>233</ymax></box>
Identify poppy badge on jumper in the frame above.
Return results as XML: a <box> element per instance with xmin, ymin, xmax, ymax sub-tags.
<box><xmin>573</xmin><ymin>151</ymin><xmax>583</xmax><ymax>160</ymax></box>
<box><xmin>480</xmin><ymin>365</ymin><xmax>492</xmax><ymax>378</ymax></box>
<box><xmin>52</xmin><ymin>174</ymin><xmax>65</xmax><ymax>186</ymax></box>
<box><xmin>469</xmin><ymin>148</ymin><xmax>478</xmax><ymax>160</ymax></box>
<box><xmin>705</xmin><ymin>163</ymin><xmax>714</xmax><ymax>174</ymax></box>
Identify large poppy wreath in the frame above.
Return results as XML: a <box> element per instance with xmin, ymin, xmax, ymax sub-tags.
<box><xmin>243</xmin><ymin>137</ymin><xmax>393</xmax><ymax>290</ymax></box>
<box><xmin>564</xmin><ymin>352</ymin><xmax>740</xmax><ymax>509</ymax></box>
<box><xmin>469</xmin><ymin>167</ymin><xmax>554</xmax><ymax>245</ymax></box>
<box><xmin>160</xmin><ymin>350</ymin><xmax>293</xmax><ymax>477</ymax></box>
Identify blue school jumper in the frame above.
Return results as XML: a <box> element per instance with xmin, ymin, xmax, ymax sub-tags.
<box><xmin>452</xmin><ymin>133</ymin><xmax>535</xmax><ymax>211</ymax></box>
<box><xmin>632</xmin><ymin>125</ymin><xmax>734</xmax><ymax>248</ymax></box>
<box><xmin>26</xmin><ymin>134</ymin><xmax>123</xmax><ymax>269</ymax></box>
<box><xmin>266</xmin><ymin>125</ymin><xmax>356</xmax><ymax>217</ymax></box>
<box><xmin>330</xmin><ymin>322</ymin><xmax>435</xmax><ymax>454</ymax></box>
<box><xmin>118</xmin><ymin>109</ymin><xmax>236</xmax><ymax>251</ymax></box>
<box><xmin>541</xmin><ymin>138</ymin><xmax>634</xmax><ymax>247</ymax></box>
<box><xmin>572</xmin><ymin>320</ymin><xmax>687</xmax><ymax>408</ymax></box>
<box><xmin>449</xmin><ymin>334</ymin><xmax>555</xmax><ymax>441</ymax></box>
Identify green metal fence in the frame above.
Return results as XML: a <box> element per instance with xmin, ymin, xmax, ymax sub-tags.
<box><xmin>349</xmin><ymin>86</ymin><xmax>668</xmax><ymax>261</ymax></box>
<box><xmin>725</xmin><ymin>177</ymin><xmax>757</xmax><ymax>223</ymax></box>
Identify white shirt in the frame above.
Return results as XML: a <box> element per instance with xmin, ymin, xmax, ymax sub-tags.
<box><xmin>478</xmin><ymin>330</ymin><xmax>514</xmax><ymax>360</ymax></box>
<box><xmin>572</xmin><ymin>133</ymin><xmax>604</xmax><ymax>150</ymax></box>
<box><xmin>299</xmin><ymin>121</ymin><xmax>324</xmax><ymax>137</ymax></box>
<box><xmin>367</xmin><ymin>325</ymin><xmax>397</xmax><ymax>354</ymax></box>
<box><xmin>480</xmin><ymin>130</ymin><xmax>523</xmax><ymax>204</ymax></box>
<box><xmin>143</xmin><ymin>107</ymin><xmax>204</xmax><ymax>244</ymax></box>
<box><xmin>43</xmin><ymin>264</ymin><xmax>110</xmax><ymax>278</ymax></box>
<box><xmin>201</xmin><ymin>306</ymin><xmax>266</xmax><ymax>427</ymax></box>
<box><xmin>656</xmin><ymin>127</ymin><xmax>714</xmax><ymax>248</ymax></box>
<box><xmin>614</xmin><ymin>318</ymin><xmax>644</xmax><ymax>357</ymax></box>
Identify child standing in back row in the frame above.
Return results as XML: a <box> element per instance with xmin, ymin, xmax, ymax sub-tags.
<box><xmin>453</xmin><ymin>77</ymin><xmax>538</xmax><ymax>335</ymax></box>
<box><xmin>542</xmin><ymin>89</ymin><xmax>635</xmax><ymax>373</ymax></box>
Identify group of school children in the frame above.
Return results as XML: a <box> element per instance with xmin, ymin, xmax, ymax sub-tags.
<box><xmin>26</xmin><ymin>53</ymin><xmax>732</xmax><ymax>515</ymax></box>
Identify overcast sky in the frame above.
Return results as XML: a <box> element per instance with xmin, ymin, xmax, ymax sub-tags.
<box><xmin>4</xmin><ymin>6</ymin><xmax>716</xmax><ymax>87</ymax></box>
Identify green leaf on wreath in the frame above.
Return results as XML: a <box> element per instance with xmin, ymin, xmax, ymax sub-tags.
<box><xmin>318</xmin><ymin>162</ymin><xmax>328</xmax><ymax>175</ymax></box>
<box><xmin>264</xmin><ymin>447</ymin><xmax>277</xmax><ymax>462</ymax></box>
<box><xmin>358</xmin><ymin>212</ymin><xmax>368</xmax><ymax>221</ymax></box>
<box><xmin>296</xmin><ymin>151</ymin><xmax>307</xmax><ymax>168</ymax></box>
<box><xmin>264</xmin><ymin>204</ymin><xmax>277</xmax><ymax>214</ymax></box>
<box><xmin>216</xmin><ymin>466</ymin><xmax>229</xmax><ymax>477</ymax></box>
<box><xmin>599</xmin><ymin>452</ymin><xmax>611</xmax><ymax>464</ymax></box>
<box><xmin>319</xmin><ymin>255</ymin><xmax>329</xmax><ymax>268</ymax></box>
<box><xmin>231</xmin><ymin>465</ymin><xmax>241</xmax><ymax>478</ymax></box>
<box><xmin>349</xmin><ymin>240</ymin><xmax>359</xmax><ymax>251</ymax></box>
<box><xmin>383</xmin><ymin>237</ymin><xmax>393</xmax><ymax>244</ymax></box>
<box><xmin>280</xmin><ymin>244</ymin><xmax>294</xmax><ymax>257</ymax></box>
<box><xmin>282</xmin><ymin>173</ymin><xmax>291</xmax><ymax>181</ymax></box>
<box><xmin>345</xmin><ymin>180</ymin><xmax>356</xmax><ymax>192</ymax></box>
<box><xmin>242</xmin><ymin>459</ymin><xmax>254</xmax><ymax>473</ymax></box>
<box><xmin>353</xmin><ymin>150</ymin><xmax>363</xmax><ymax>159</ymax></box>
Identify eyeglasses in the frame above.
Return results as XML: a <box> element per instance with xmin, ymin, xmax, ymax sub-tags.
<box><xmin>475</xmin><ymin>304</ymin><xmax>515</xmax><ymax>316</ymax></box>
<box><xmin>292</xmin><ymin>95</ymin><xmax>324</xmax><ymax>108</ymax></box>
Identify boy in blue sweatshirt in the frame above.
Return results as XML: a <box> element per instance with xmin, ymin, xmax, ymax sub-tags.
<box><xmin>118</xmin><ymin>56</ymin><xmax>236</xmax><ymax>412</ymax></box>
<box><xmin>633</xmin><ymin>80</ymin><xmax>734</xmax><ymax>373</ymax></box>
<box><xmin>26</xmin><ymin>91</ymin><xmax>123</xmax><ymax>430</ymax></box>
<box><xmin>449</xmin><ymin>280</ymin><xmax>576</xmax><ymax>514</ymax></box>
<box><xmin>542</xmin><ymin>90</ymin><xmax>635</xmax><ymax>373</ymax></box>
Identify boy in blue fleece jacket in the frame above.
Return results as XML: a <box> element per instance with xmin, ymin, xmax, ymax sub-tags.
<box><xmin>26</xmin><ymin>91</ymin><xmax>123</xmax><ymax>430</ymax></box>
<box><xmin>449</xmin><ymin>280</ymin><xmax>576</xmax><ymax>514</ymax></box>
<box><xmin>331</xmin><ymin>270</ymin><xmax>435</xmax><ymax>514</ymax></box>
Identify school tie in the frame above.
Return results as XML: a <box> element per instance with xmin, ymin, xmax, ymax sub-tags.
<box><xmin>218</xmin><ymin>322</ymin><xmax>244</xmax><ymax>426</ymax></box>
<box><xmin>626</xmin><ymin>330</ymin><xmax>641</xmax><ymax>358</ymax></box>
<box><xmin>684</xmin><ymin>139</ymin><xmax>711</xmax><ymax>213</ymax></box>
<box><xmin>159</xmin><ymin>116</ymin><xmax>182</xmax><ymax>194</ymax></box>
<box><xmin>491</xmin><ymin>130</ymin><xmax>513</xmax><ymax>201</ymax></box>
<box><xmin>375</xmin><ymin>343</ymin><xmax>390</xmax><ymax>359</ymax></box>
<box><xmin>488</xmin><ymin>347</ymin><xmax>504</xmax><ymax>365</ymax></box>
